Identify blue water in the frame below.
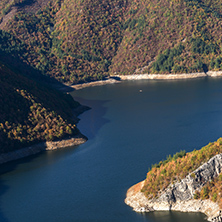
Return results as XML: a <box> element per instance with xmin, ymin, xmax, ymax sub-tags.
<box><xmin>1</xmin><ymin>77</ymin><xmax>222</xmax><ymax>222</ymax></box>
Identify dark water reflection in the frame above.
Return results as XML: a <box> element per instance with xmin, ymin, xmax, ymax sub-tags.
<box><xmin>146</xmin><ymin>211</ymin><xmax>206</xmax><ymax>222</ymax></box>
<box><xmin>1</xmin><ymin>78</ymin><xmax>222</xmax><ymax>221</ymax></box>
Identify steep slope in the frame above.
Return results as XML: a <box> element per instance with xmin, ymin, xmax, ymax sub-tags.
<box><xmin>52</xmin><ymin>0</ymin><xmax>128</xmax><ymax>82</ymax></box>
<box><xmin>1</xmin><ymin>0</ymin><xmax>222</xmax><ymax>84</ymax></box>
<box><xmin>0</xmin><ymin>0</ymin><xmax>51</xmax><ymax>29</ymax></box>
<box><xmin>0</xmin><ymin>0</ymin><xmax>129</xmax><ymax>83</ymax></box>
<box><xmin>125</xmin><ymin>138</ymin><xmax>222</xmax><ymax>221</ymax></box>
<box><xmin>0</xmin><ymin>53</ymin><xmax>86</xmax><ymax>155</ymax></box>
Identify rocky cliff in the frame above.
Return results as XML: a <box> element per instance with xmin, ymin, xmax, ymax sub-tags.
<box><xmin>125</xmin><ymin>153</ymin><xmax>222</xmax><ymax>222</ymax></box>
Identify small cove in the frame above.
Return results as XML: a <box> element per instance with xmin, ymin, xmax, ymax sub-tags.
<box><xmin>1</xmin><ymin>78</ymin><xmax>222</xmax><ymax>221</ymax></box>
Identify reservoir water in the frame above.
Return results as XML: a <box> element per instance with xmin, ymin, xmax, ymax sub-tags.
<box><xmin>1</xmin><ymin>78</ymin><xmax>222</xmax><ymax>221</ymax></box>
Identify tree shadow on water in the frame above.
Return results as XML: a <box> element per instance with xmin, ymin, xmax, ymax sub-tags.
<box><xmin>0</xmin><ymin>180</ymin><xmax>9</xmax><ymax>222</ymax></box>
<box><xmin>142</xmin><ymin>211</ymin><xmax>207</xmax><ymax>222</ymax></box>
<box><xmin>73</xmin><ymin>97</ymin><xmax>110</xmax><ymax>140</ymax></box>
<box><xmin>0</xmin><ymin>153</ymin><xmax>46</xmax><ymax>222</ymax></box>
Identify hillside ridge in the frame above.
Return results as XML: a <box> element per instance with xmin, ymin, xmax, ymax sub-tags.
<box><xmin>1</xmin><ymin>0</ymin><xmax>222</xmax><ymax>84</ymax></box>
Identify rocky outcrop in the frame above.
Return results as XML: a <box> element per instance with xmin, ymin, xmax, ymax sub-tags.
<box><xmin>0</xmin><ymin>134</ymin><xmax>87</xmax><ymax>165</ymax></box>
<box><xmin>125</xmin><ymin>153</ymin><xmax>222</xmax><ymax>221</ymax></box>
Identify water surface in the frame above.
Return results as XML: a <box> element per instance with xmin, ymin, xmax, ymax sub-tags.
<box><xmin>1</xmin><ymin>78</ymin><xmax>222</xmax><ymax>222</ymax></box>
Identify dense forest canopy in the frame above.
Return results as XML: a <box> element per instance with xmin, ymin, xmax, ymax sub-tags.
<box><xmin>0</xmin><ymin>0</ymin><xmax>222</xmax><ymax>84</ymax></box>
<box><xmin>0</xmin><ymin>53</ymin><xmax>80</xmax><ymax>154</ymax></box>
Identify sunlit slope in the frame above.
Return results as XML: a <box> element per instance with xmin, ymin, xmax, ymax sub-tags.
<box><xmin>1</xmin><ymin>0</ymin><xmax>222</xmax><ymax>83</ymax></box>
<box><xmin>141</xmin><ymin>138</ymin><xmax>222</xmax><ymax>207</ymax></box>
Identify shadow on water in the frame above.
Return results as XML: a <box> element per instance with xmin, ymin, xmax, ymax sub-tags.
<box><xmin>141</xmin><ymin>211</ymin><xmax>207</xmax><ymax>222</ymax></box>
<box><xmin>0</xmin><ymin>153</ymin><xmax>44</xmax><ymax>222</ymax></box>
<box><xmin>0</xmin><ymin>143</ymin><xmax>83</xmax><ymax>222</ymax></box>
<box><xmin>72</xmin><ymin>96</ymin><xmax>110</xmax><ymax>140</ymax></box>
<box><xmin>0</xmin><ymin>181</ymin><xmax>8</xmax><ymax>222</ymax></box>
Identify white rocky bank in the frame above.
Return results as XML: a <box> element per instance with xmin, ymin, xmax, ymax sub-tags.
<box><xmin>116</xmin><ymin>71</ymin><xmax>222</xmax><ymax>80</ymax></box>
<box><xmin>125</xmin><ymin>153</ymin><xmax>222</xmax><ymax>222</ymax></box>
<box><xmin>0</xmin><ymin>134</ymin><xmax>87</xmax><ymax>164</ymax></box>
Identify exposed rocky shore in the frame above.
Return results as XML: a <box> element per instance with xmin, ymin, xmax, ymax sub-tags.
<box><xmin>117</xmin><ymin>71</ymin><xmax>222</xmax><ymax>81</ymax></box>
<box><xmin>116</xmin><ymin>72</ymin><xmax>207</xmax><ymax>80</ymax></box>
<box><xmin>125</xmin><ymin>153</ymin><xmax>222</xmax><ymax>222</ymax></box>
<box><xmin>70</xmin><ymin>77</ymin><xmax>120</xmax><ymax>90</ymax></box>
<box><xmin>0</xmin><ymin>104</ymin><xmax>90</xmax><ymax>165</ymax></box>
<box><xmin>60</xmin><ymin>71</ymin><xmax>222</xmax><ymax>91</ymax></box>
<box><xmin>0</xmin><ymin>133</ymin><xmax>87</xmax><ymax>164</ymax></box>
<box><xmin>207</xmin><ymin>71</ymin><xmax>222</xmax><ymax>77</ymax></box>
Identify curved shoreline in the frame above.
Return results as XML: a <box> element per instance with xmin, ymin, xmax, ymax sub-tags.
<box><xmin>125</xmin><ymin>152</ymin><xmax>222</xmax><ymax>221</ymax></box>
<box><xmin>125</xmin><ymin>181</ymin><xmax>220</xmax><ymax>222</ymax></box>
<box><xmin>3</xmin><ymin>71</ymin><xmax>222</xmax><ymax>164</ymax></box>
<box><xmin>0</xmin><ymin>104</ymin><xmax>90</xmax><ymax>165</ymax></box>
<box><xmin>69</xmin><ymin>71</ymin><xmax>222</xmax><ymax>90</ymax></box>
<box><xmin>70</xmin><ymin>77</ymin><xmax>120</xmax><ymax>90</ymax></box>
<box><xmin>0</xmin><ymin>133</ymin><xmax>87</xmax><ymax>165</ymax></box>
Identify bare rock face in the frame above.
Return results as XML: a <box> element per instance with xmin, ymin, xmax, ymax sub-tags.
<box><xmin>125</xmin><ymin>153</ymin><xmax>222</xmax><ymax>221</ymax></box>
<box><xmin>158</xmin><ymin>154</ymin><xmax>222</xmax><ymax>204</ymax></box>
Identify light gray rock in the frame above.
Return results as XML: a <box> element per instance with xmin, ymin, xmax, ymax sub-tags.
<box><xmin>125</xmin><ymin>153</ymin><xmax>222</xmax><ymax>221</ymax></box>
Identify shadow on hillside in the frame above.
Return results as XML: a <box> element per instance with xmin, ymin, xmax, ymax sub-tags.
<box><xmin>0</xmin><ymin>48</ymin><xmax>80</xmax><ymax>152</ymax></box>
<box><xmin>0</xmin><ymin>30</ymin><xmax>86</xmax><ymax>221</ymax></box>
<box><xmin>0</xmin><ymin>45</ymin><xmax>86</xmax><ymax>219</ymax></box>
<box><xmin>16</xmin><ymin>0</ymin><xmax>36</xmax><ymax>7</ymax></box>
<box><xmin>0</xmin><ymin>50</ymin><xmax>73</xmax><ymax>92</ymax></box>
<box><xmin>0</xmin><ymin>47</ymin><xmax>79</xmax><ymax>116</ymax></box>
<box><xmin>17</xmin><ymin>0</ymin><xmax>51</xmax><ymax>14</ymax></box>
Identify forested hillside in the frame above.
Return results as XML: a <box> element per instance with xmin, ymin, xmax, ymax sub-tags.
<box><xmin>0</xmin><ymin>54</ymin><xmax>81</xmax><ymax>154</ymax></box>
<box><xmin>1</xmin><ymin>0</ymin><xmax>222</xmax><ymax>84</ymax></box>
<box><xmin>1</xmin><ymin>0</ymin><xmax>222</xmax><ymax>153</ymax></box>
<box><xmin>141</xmin><ymin>138</ymin><xmax>222</xmax><ymax>208</ymax></box>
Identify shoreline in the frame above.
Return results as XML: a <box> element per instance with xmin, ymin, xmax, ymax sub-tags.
<box><xmin>3</xmin><ymin>71</ymin><xmax>222</xmax><ymax>163</ymax></box>
<box><xmin>69</xmin><ymin>71</ymin><xmax>222</xmax><ymax>90</ymax></box>
<box><xmin>125</xmin><ymin>181</ymin><xmax>220</xmax><ymax>222</ymax></box>
<box><xmin>116</xmin><ymin>72</ymin><xmax>207</xmax><ymax>80</ymax></box>
<box><xmin>69</xmin><ymin>77</ymin><xmax>121</xmax><ymax>90</ymax></box>
<box><xmin>0</xmin><ymin>104</ymin><xmax>90</xmax><ymax>165</ymax></box>
<box><xmin>0</xmin><ymin>133</ymin><xmax>87</xmax><ymax>165</ymax></box>
<box><xmin>125</xmin><ymin>152</ymin><xmax>222</xmax><ymax>221</ymax></box>
<box><xmin>116</xmin><ymin>71</ymin><xmax>222</xmax><ymax>80</ymax></box>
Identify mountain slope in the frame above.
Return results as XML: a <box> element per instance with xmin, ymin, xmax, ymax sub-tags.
<box><xmin>0</xmin><ymin>52</ymin><xmax>83</xmax><ymax>154</ymax></box>
<box><xmin>110</xmin><ymin>0</ymin><xmax>222</xmax><ymax>75</ymax></box>
<box><xmin>1</xmin><ymin>0</ymin><xmax>222</xmax><ymax>84</ymax></box>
